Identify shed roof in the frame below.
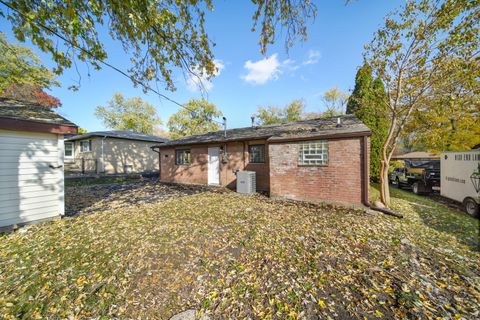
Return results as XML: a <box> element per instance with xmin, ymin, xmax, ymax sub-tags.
<box><xmin>155</xmin><ymin>115</ymin><xmax>370</xmax><ymax>148</ymax></box>
<box><xmin>67</xmin><ymin>130</ymin><xmax>169</xmax><ymax>143</ymax></box>
<box><xmin>0</xmin><ymin>98</ymin><xmax>77</xmax><ymax>134</ymax></box>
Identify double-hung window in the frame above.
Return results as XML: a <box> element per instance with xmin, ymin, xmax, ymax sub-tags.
<box><xmin>298</xmin><ymin>140</ymin><xmax>328</xmax><ymax>165</ymax></box>
<box><xmin>175</xmin><ymin>149</ymin><xmax>191</xmax><ymax>165</ymax></box>
<box><xmin>80</xmin><ymin>140</ymin><xmax>91</xmax><ymax>153</ymax></box>
<box><xmin>64</xmin><ymin>141</ymin><xmax>74</xmax><ymax>158</ymax></box>
<box><xmin>249</xmin><ymin>144</ymin><xmax>265</xmax><ymax>163</ymax></box>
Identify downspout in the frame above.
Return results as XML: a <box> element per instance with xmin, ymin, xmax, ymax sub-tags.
<box><xmin>362</xmin><ymin>135</ymin><xmax>403</xmax><ymax>218</ymax></box>
<box><xmin>223</xmin><ymin>117</ymin><xmax>227</xmax><ymax>186</ymax></box>
<box><xmin>243</xmin><ymin>141</ymin><xmax>246</xmax><ymax>169</ymax></box>
<box><xmin>224</xmin><ymin>143</ymin><xmax>227</xmax><ymax>186</ymax></box>
<box><xmin>100</xmin><ymin>135</ymin><xmax>107</xmax><ymax>174</ymax></box>
<box><xmin>151</xmin><ymin>146</ymin><xmax>161</xmax><ymax>179</ymax></box>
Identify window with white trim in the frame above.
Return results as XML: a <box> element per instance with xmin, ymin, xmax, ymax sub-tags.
<box><xmin>80</xmin><ymin>140</ymin><xmax>91</xmax><ymax>153</ymax></box>
<box><xmin>298</xmin><ymin>140</ymin><xmax>328</xmax><ymax>165</ymax></box>
<box><xmin>64</xmin><ymin>141</ymin><xmax>74</xmax><ymax>158</ymax></box>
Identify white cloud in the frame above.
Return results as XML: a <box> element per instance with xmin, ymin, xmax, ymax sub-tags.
<box><xmin>241</xmin><ymin>50</ymin><xmax>320</xmax><ymax>85</ymax></box>
<box><xmin>303</xmin><ymin>50</ymin><xmax>321</xmax><ymax>65</ymax></box>
<box><xmin>186</xmin><ymin>59</ymin><xmax>225</xmax><ymax>92</ymax></box>
<box><xmin>282</xmin><ymin>58</ymin><xmax>300</xmax><ymax>71</ymax></box>
<box><xmin>241</xmin><ymin>54</ymin><xmax>282</xmax><ymax>85</ymax></box>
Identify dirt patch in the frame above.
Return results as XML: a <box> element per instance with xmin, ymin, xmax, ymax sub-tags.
<box><xmin>65</xmin><ymin>179</ymin><xmax>223</xmax><ymax>216</ymax></box>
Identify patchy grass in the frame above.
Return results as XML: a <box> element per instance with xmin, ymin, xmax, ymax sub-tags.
<box><xmin>1</xmin><ymin>184</ymin><xmax>479</xmax><ymax>319</ymax></box>
<box><xmin>370</xmin><ymin>184</ymin><xmax>479</xmax><ymax>251</ymax></box>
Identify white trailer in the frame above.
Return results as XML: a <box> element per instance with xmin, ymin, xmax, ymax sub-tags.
<box><xmin>440</xmin><ymin>150</ymin><xmax>480</xmax><ymax>216</ymax></box>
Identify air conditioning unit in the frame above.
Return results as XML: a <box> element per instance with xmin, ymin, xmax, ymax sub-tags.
<box><xmin>236</xmin><ymin>171</ymin><xmax>256</xmax><ymax>194</ymax></box>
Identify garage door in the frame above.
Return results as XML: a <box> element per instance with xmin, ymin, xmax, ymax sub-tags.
<box><xmin>0</xmin><ymin>129</ymin><xmax>64</xmax><ymax>228</ymax></box>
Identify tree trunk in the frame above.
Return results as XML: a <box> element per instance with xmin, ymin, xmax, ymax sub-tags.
<box><xmin>379</xmin><ymin>114</ymin><xmax>397</xmax><ymax>208</ymax></box>
<box><xmin>379</xmin><ymin>157</ymin><xmax>391</xmax><ymax>207</ymax></box>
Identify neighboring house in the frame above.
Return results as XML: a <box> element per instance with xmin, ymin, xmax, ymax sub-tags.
<box><xmin>0</xmin><ymin>98</ymin><xmax>77</xmax><ymax>230</ymax></box>
<box><xmin>391</xmin><ymin>151</ymin><xmax>440</xmax><ymax>161</ymax></box>
<box><xmin>152</xmin><ymin>115</ymin><xmax>371</xmax><ymax>206</ymax></box>
<box><xmin>65</xmin><ymin>131</ymin><xmax>168</xmax><ymax>175</ymax></box>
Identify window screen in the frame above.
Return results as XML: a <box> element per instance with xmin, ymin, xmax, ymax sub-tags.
<box><xmin>298</xmin><ymin>140</ymin><xmax>328</xmax><ymax>165</ymax></box>
<box><xmin>80</xmin><ymin>140</ymin><xmax>91</xmax><ymax>152</ymax></box>
<box><xmin>175</xmin><ymin>149</ymin><xmax>191</xmax><ymax>165</ymax></box>
<box><xmin>249</xmin><ymin>144</ymin><xmax>265</xmax><ymax>163</ymax></box>
<box><xmin>64</xmin><ymin>142</ymin><xmax>74</xmax><ymax>157</ymax></box>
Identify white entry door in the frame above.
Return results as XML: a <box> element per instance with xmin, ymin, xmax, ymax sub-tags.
<box><xmin>208</xmin><ymin>147</ymin><xmax>220</xmax><ymax>185</ymax></box>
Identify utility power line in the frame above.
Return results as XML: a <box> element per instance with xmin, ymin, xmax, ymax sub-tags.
<box><xmin>0</xmin><ymin>0</ymin><xmax>225</xmax><ymax>126</ymax></box>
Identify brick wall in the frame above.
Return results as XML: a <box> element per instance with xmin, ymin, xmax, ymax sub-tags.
<box><xmin>159</xmin><ymin>140</ymin><xmax>270</xmax><ymax>191</ymax></box>
<box><xmin>269</xmin><ymin>137</ymin><xmax>367</xmax><ymax>205</ymax></box>
<box><xmin>159</xmin><ymin>146</ymin><xmax>208</xmax><ymax>185</ymax></box>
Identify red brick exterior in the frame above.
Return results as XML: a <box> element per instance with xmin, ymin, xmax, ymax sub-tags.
<box><xmin>269</xmin><ymin>137</ymin><xmax>367</xmax><ymax>205</ymax></box>
<box><xmin>159</xmin><ymin>140</ymin><xmax>270</xmax><ymax>191</ymax></box>
<box><xmin>160</xmin><ymin>146</ymin><xmax>209</xmax><ymax>185</ymax></box>
<box><xmin>159</xmin><ymin>136</ymin><xmax>369</xmax><ymax>205</ymax></box>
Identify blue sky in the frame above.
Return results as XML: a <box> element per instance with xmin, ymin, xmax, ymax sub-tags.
<box><xmin>1</xmin><ymin>0</ymin><xmax>402</xmax><ymax>132</ymax></box>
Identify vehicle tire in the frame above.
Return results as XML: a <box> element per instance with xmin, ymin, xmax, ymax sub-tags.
<box><xmin>464</xmin><ymin>198</ymin><xmax>479</xmax><ymax>217</ymax></box>
<box><xmin>412</xmin><ymin>182</ymin><xmax>420</xmax><ymax>194</ymax></box>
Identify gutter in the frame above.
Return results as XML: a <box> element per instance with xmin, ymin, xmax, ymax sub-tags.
<box><xmin>151</xmin><ymin>131</ymin><xmax>372</xmax><ymax>149</ymax></box>
<box><xmin>361</xmin><ymin>135</ymin><xmax>403</xmax><ymax>218</ymax></box>
<box><xmin>267</xmin><ymin>130</ymin><xmax>372</xmax><ymax>143</ymax></box>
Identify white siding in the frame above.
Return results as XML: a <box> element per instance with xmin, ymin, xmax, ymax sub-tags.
<box><xmin>0</xmin><ymin>129</ymin><xmax>64</xmax><ymax>228</ymax></box>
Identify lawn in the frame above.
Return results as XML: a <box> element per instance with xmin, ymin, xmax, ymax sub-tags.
<box><xmin>1</xmin><ymin>182</ymin><xmax>479</xmax><ymax>319</ymax></box>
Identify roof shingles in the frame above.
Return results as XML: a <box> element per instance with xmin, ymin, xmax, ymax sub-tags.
<box><xmin>67</xmin><ymin>130</ymin><xmax>169</xmax><ymax>143</ymax></box>
<box><xmin>157</xmin><ymin>115</ymin><xmax>370</xmax><ymax>148</ymax></box>
<box><xmin>0</xmin><ymin>97</ymin><xmax>77</xmax><ymax>127</ymax></box>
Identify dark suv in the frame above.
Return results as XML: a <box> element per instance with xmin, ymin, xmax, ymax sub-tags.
<box><xmin>390</xmin><ymin>160</ymin><xmax>441</xmax><ymax>194</ymax></box>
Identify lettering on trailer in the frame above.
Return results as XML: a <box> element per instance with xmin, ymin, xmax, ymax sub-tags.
<box><xmin>445</xmin><ymin>176</ymin><xmax>465</xmax><ymax>184</ymax></box>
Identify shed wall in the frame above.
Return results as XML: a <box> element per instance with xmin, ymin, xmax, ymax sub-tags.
<box><xmin>0</xmin><ymin>129</ymin><xmax>63</xmax><ymax>228</ymax></box>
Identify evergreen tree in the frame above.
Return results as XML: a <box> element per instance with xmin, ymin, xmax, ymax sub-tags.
<box><xmin>347</xmin><ymin>63</ymin><xmax>389</xmax><ymax>182</ymax></box>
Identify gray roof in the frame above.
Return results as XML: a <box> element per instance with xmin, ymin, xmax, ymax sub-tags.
<box><xmin>0</xmin><ymin>97</ymin><xmax>77</xmax><ymax>127</ymax></box>
<box><xmin>156</xmin><ymin>115</ymin><xmax>370</xmax><ymax>148</ymax></box>
<box><xmin>67</xmin><ymin>130</ymin><xmax>169</xmax><ymax>143</ymax></box>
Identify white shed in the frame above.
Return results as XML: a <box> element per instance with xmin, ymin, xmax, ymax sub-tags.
<box><xmin>0</xmin><ymin>98</ymin><xmax>77</xmax><ymax>230</ymax></box>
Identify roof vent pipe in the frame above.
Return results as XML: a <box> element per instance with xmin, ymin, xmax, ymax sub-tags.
<box><xmin>251</xmin><ymin>116</ymin><xmax>255</xmax><ymax>127</ymax></box>
<box><xmin>336</xmin><ymin>117</ymin><xmax>342</xmax><ymax>127</ymax></box>
<box><xmin>223</xmin><ymin>117</ymin><xmax>227</xmax><ymax>138</ymax></box>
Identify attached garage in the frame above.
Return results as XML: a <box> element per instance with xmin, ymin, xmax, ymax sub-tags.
<box><xmin>0</xmin><ymin>98</ymin><xmax>77</xmax><ymax>230</ymax></box>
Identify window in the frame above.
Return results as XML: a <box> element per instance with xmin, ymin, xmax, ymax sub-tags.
<box><xmin>80</xmin><ymin>140</ymin><xmax>91</xmax><ymax>153</ymax></box>
<box><xmin>298</xmin><ymin>140</ymin><xmax>328</xmax><ymax>165</ymax></box>
<box><xmin>249</xmin><ymin>144</ymin><xmax>265</xmax><ymax>163</ymax></box>
<box><xmin>175</xmin><ymin>149</ymin><xmax>191</xmax><ymax>165</ymax></box>
<box><xmin>64</xmin><ymin>142</ymin><xmax>74</xmax><ymax>158</ymax></box>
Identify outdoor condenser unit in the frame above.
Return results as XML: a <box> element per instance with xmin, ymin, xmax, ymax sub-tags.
<box><xmin>236</xmin><ymin>171</ymin><xmax>256</xmax><ymax>194</ymax></box>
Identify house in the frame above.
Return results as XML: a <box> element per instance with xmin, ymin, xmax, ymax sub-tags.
<box><xmin>152</xmin><ymin>115</ymin><xmax>371</xmax><ymax>206</ymax></box>
<box><xmin>392</xmin><ymin>151</ymin><xmax>440</xmax><ymax>161</ymax></box>
<box><xmin>65</xmin><ymin>130</ymin><xmax>168</xmax><ymax>175</ymax></box>
<box><xmin>0</xmin><ymin>98</ymin><xmax>77</xmax><ymax>230</ymax></box>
